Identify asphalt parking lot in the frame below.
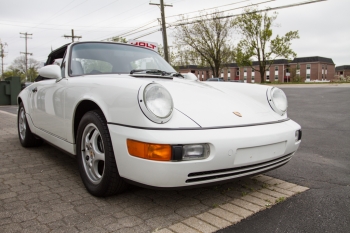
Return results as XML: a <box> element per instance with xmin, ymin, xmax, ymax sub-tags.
<box><xmin>219</xmin><ymin>84</ymin><xmax>350</xmax><ymax>233</ymax></box>
<box><xmin>0</xmin><ymin>83</ymin><xmax>349</xmax><ymax>232</ymax></box>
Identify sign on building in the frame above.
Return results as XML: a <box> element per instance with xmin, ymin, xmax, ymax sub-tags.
<box><xmin>127</xmin><ymin>40</ymin><xmax>158</xmax><ymax>52</ymax></box>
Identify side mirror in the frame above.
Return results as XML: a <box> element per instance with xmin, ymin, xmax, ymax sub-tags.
<box><xmin>39</xmin><ymin>65</ymin><xmax>62</xmax><ymax>80</ymax></box>
<box><xmin>182</xmin><ymin>72</ymin><xmax>198</xmax><ymax>81</ymax></box>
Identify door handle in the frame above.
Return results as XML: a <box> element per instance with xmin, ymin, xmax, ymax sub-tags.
<box><xmin>32</xmin><ymin>87</ymin><xmax>37</xmax><ymax>93</ymax></box>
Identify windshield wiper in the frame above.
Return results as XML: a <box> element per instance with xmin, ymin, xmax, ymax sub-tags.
<box><xmin>130</xmin><ymin>69</ymin><xmax>171</xmax><ymax>76</ymax></box>
<box><xmin>171</xmin><ymin>72</ymin><xmax>184</xmax><ymax>78</ymax></box>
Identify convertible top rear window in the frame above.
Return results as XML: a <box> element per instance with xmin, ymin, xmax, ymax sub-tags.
<box><xmin>69</xmin><ymin>42</ymin><xmax>176</xmax><ymax>76</ymax></box>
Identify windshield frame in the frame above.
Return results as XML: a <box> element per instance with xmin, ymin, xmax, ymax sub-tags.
<box><xmin>68</xmin><ymin>41</ymin><xmax>176</xmax><ymax>77</ymax></box>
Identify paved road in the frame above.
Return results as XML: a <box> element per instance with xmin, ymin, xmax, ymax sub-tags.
<box><xmin>219</xmin><ymin>86</ymin><xmax>350</xmax><ymax>232</ymax></box>
<box><xmin>0</xmin><ymin>105</ymin><xmax>18</xmax><ymax>115</ymax></box>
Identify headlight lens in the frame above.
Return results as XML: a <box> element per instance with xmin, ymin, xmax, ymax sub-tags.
<box><xmin>144</xmin><ymin>84</ymin><xmax>173</xmax><ymax>118</ymax></box>
<box><xmin>272</xmin><ymin>88</ymin><xmax>288</xmax><ymax>112</ymax></box>
<box><xmin>267</xmin><ymin>87</ymin><xmax>288</xmax><ymax>115</ymax></box>
<box><xmin>139</xmin><ymin>83</ymin><xmax>174</xmax><ymax>123</ymax></box>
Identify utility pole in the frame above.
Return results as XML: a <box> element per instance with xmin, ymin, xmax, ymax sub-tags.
<box><xmin>0</xmin><ymin>40</ymin><xmax>7</xmax><ymax>81</ymax></box>
<box><xmin>20</xmin><ymin>32</ymin><xmax>33</xmax><ymax>82</ymax></box>
<box><xmin>64</xmin><ymin>29</ymin><xmax>82</xmax><ymax>42</ymax></box>
<box><xmin>150</xmin><ymin>1</ymin><xmax>172</xmax><ymax>62</ymax></box>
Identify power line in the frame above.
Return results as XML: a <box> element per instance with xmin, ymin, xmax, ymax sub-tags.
<box><xmin>171</xmin><ymin>0</ymin><xmax>275</xmax><ymax>25</ymax></box>
<box><xmin>136</xmin><ymin>0</ymin><xmax>327</xmax><ymax>38</ymax></box>
<box><xmin>104</xmin><ymin>19</ymin><xmax>158</xmax><ymax>40</ymax></box>
<box><xmin>173</xmin><ymin>0</ymin><xmax>326</xmax><ymax>26</ymax></box>
<box><xmin>165</xmin><ymin>0</ymin><xmax>251</xmax><ymax>19</ymax></box>
<box><xmin>108</xmin><ymin>0</ymin><xmax>273</xmax><ymax>40</ymax></box>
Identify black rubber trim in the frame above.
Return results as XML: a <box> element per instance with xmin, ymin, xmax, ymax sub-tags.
<box><xmin>107</xmin><ymin>118</ymin><xmax>290</xmax><ymax>131</ymax></box>
<box><xmin>186</xmin><ymin>153</ymin><xmax>293</xmax><ymax>183</ymax></box>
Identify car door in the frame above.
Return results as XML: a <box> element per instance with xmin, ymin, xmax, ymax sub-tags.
<box><xmin>30</xmin><ymin>78</ymin><xmax>68</xmax><ymax>140</ymax></box>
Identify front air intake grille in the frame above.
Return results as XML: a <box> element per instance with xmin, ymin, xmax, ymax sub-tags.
<box><xmin>186</xmin><ymin>153</ymin><xmax>293</xmax><ymax>183</ymax></box>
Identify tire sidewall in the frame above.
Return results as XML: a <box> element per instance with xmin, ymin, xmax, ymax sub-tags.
<box><xmin>76</xmin><ymin>111</ymin><xmax>116</xmax><ymax>196</ymax></box>
<box><xmin>18</xmin><ymin>103</ymin><xmax>30</xmax><ymax>146</ymax></box>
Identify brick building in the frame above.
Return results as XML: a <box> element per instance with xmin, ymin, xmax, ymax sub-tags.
<box><xmin>179</xmin><ymin>56</ymin><xmax>335</xmax><ymax>83</ymax></box>
<box><xmin>335</xmin><ymin>65</ymin><xmax>350</xmax><ymax>77</ymax></box>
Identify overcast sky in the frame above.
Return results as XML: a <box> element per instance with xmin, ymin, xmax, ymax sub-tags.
<box><xmin>0</xmin><ymin>0</ymin><xmax>349</xmax><ymax>71</ymax></box>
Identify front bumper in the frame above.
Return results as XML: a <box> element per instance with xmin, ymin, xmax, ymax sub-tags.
<box><xmin>108</xmin><ymin>119</ymin><xmax>301</xmax><ymax>188</ymax></box>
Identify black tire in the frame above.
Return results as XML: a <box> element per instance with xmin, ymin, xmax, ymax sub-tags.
<box><xmin>17</xmin><ymin>103</ymin><xmax>43</xmax><ymax>147</ymax></box>
<box><xmin>76</xmin><ymin>110</ymin><xmax>127</xmax><ymax>197</ymax></box>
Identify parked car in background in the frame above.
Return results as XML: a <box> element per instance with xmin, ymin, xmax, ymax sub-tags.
<box><xmin>17</xmin><ymin>41</ymin><xmax>302</xmax><ymax>197</ymax></box>
<box><xmin>206</xmin><ymin>78</ymin><xmax>224</xmax><ymax>81</ymax></box>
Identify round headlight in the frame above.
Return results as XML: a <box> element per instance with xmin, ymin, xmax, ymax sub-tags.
<box><xmin>267</xmin><ymin>87</ymin><xmax>288</xmax><ymax>115</ymax></box>
<box><xmin>138</xmin><ymin>83</ymin><xmax>173</xmax><ymax>123</ymax></box>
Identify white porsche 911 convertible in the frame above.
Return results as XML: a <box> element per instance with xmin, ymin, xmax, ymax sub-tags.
<box><xmin>17</xmin><ymin>41</ymin><xmax>301</xmax><ymax>197</ymax></box>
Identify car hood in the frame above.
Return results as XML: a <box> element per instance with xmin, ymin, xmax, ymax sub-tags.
<box><xmin>157</xmin><ymin>79</ymin><xmax>285</xmax><ymax>128</ymax></box>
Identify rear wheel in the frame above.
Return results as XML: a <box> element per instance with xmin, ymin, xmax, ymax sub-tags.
<box><xmin>17</xmin><ymin>103</ymin><xmax>43</xmax><ymax>147</ymax></box>
<box><xmin>76</xmin><ymin>110</ymin><xmax>127</xmax><ymax>197</ymax></box>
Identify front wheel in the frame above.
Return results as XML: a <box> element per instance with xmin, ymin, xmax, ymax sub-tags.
<box><xmin>17</xmin><ymin>103</ymin><xmax>43</xmax><ymax>147</ymax></box>
<box><xmin>76</xmin><ymin>110</ymin><xmax>127</xmax><ymax>197</ymax></box>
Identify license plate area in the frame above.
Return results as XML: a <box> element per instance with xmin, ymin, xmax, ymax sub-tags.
<box><xmin>234</xmin><ymin>141</ymin><xmax>286</xmax><ymax>166</ymax></box>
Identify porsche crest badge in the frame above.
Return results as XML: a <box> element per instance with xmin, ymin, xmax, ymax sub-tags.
<box><xmin>233</xmin><ymin>112</ymin><xmax>242</xmax><ymax>117</ymax></box>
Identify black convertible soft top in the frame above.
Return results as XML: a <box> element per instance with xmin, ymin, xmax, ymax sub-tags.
<box><xmin>45</xmin><ymin>43</ymin><xmax>70</xmax><ymax>66</ymax></box>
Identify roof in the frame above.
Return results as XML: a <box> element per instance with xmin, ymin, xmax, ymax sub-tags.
<box><xmin>291</xmin><ymin>56</ymin><xmax>334</xmax><ymax>64</ymax></box>
<box><xmin>335</xmin><ymin>65</ymin><xmax>350</xmax><ymax>71</ymax></box>
<box><xmin>46</xmin><ymin>43</ymin><xmax>70</xmax><ymax>65</ymax></box>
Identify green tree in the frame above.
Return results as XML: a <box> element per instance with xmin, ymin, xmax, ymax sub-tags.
<box><xmin>173</xmin><ymin>11</ymin><xmax>235</xmax><ymax>77</ymax></box>
<box><xmin>6</xmin><ymin>56</ymin><xmax>40</xmax><ymax>82</ymax></box>
<box><xmin>108</xmin><ymin>36</ymin><xmax>127</xmax><ymax>43</ymax></box>
<box><xmin>157</xmin><ymin>44</ymin><xmax>178</xmax><ymax>68</ymax></box>
<box><xmin>234</xmin><ymin>8</ymin><xmax>299</xmax><ymax>83</ymax></box>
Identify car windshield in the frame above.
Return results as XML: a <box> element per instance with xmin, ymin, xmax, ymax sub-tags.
<box><xmin>69</xmin><ymin>42</ymin><xmax>176</xmax><ymax>76</ymax></box>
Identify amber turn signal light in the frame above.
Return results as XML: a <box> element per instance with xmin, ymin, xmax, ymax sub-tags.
<box><xmin>127</xmin><ymin>139</ymin><xmax>171</xmax><ymax>161</ymax></box>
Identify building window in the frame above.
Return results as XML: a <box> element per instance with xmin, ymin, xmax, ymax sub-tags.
<box><xmin>306</xmin><ymin>64</ymin><xmax>311</xmax><ymax>75</ymax></box>
<box><xmin>221</xmin><ymin>69</ymin><xmax>224</xmax><ymax>78</ymax></box>
<box><xmin>236</xmin><ymin>69</ymin><xmax>240</xmax><ymax>76</ymax></box>
<box><xmin>244</xmin><ymin>75</ymin><xmax>247</xmax><ymax>82</ymax></box>
<box><xmin>297</xmin><ymin>63</ymin><xmax>300</xmax><ymax>69</ymax></box>
<box><xmin>306</xmin><ymin>74</ymin><xmax>310</xmax><ymax>80</ymax></box>
<box><xmin>266</xmin><ymin>75</ymin><xmax>270</xmax><ymax>81</ymax></box>
<box><xmin>227</xmin><ymin>69</ymin><xmax>231</xmax><ymax>80</ymax></box>
<box><xmin>244</xmin><ymin>67</ymin><xmax>247</xmax><ymax>72</ymax></box>
<box><xmin>275</xmin><ymin>66</ymin><xmax>278</xmax><ymax>71</ymax></box>
<box><xmin>275</xmin><ymin>75</ymin><xmax>278</xmax><ymax>81</ymax></box>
